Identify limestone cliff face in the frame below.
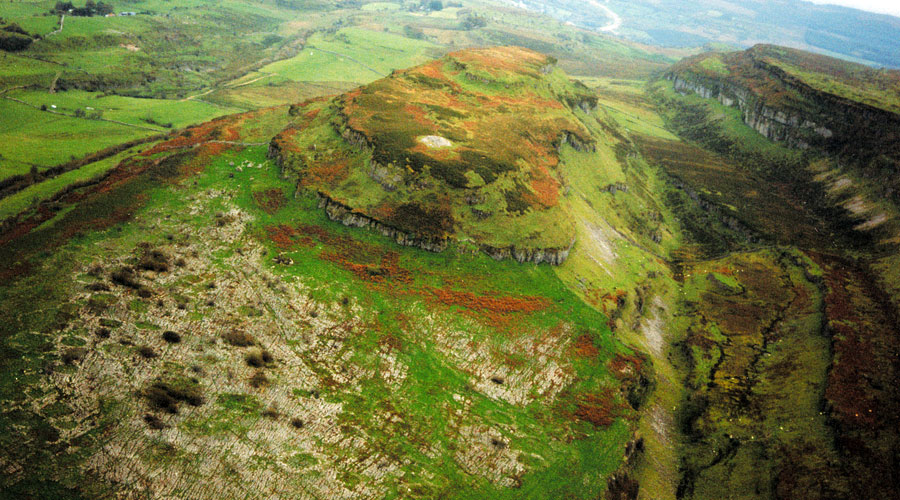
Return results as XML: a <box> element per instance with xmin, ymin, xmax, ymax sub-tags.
<box><xmin>316</xmin><ymin>193</ymin><xmax>449</xmax><ymax>253</ymax></box>
<box><xmin>668</xmin><ymin>74</ymin><xmax>833</xmax><ymax>150</ymax></box>
<box><xmin>667</xmin><ymin>50</ymin><xmax>900</xmax><ymax>207</ymax></box>
<box><xmin>667</xmin><ymin>57</ymin><xmax>900</xmax><ymax>158</ymax></box>
<box><xmin>312</xmin><ymin>191</ymin><xmax>574</xmax><ymax>265</ymax></box>
<box><xmin>479</xmin><ymin>239</ymin><xmax>574</xmax><ymax>266</ymax></box>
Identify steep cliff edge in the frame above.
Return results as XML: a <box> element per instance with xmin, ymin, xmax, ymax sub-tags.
<box><xmin>268</xmin><ymin>46</ymin><xmax>627</xmax><ymax>264</ymax></box>
<box><xmin>665</xmin><ymin>45</ymin><xmax>900</xmax><ymax>205</ymax></box>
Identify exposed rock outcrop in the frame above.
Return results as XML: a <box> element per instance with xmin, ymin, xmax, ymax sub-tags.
<box><xmin>317</xmin><ymin>192</ymin><xmax>449</xmax><ymax>253</ymax></box>
<box><xmin>316</xmin><ymin>192</ymin><xmax>575</xmax><ymax>265</ymax></box>
<box><xmin>669</xmin><ymin>75</ymin><xmax>833</xmax><ymax>149</ymax></box>
<box><xmin>479</xmin><ymin>238</ymin><xmax>575</xmax><ymax>266</ymax></box>
<box><xmin>558</xmin><ymin>130</ymin><xmax>597</xmax><ymax>152</ymax></box>
<box><xmin>667</xmin><ymin>55</ymin><xmax>900</xmax><ymax>158</ymax></box>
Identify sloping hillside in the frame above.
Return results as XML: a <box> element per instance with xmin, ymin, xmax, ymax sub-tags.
<box><xmin>270</xmin><ymin>46</ymin><xmax>672</xmax><ymax>264</ymax></box>
<box><xmin>0</xmin><ymin>47</ymin><xmax>679</xmax><ymax>500</ymax></box>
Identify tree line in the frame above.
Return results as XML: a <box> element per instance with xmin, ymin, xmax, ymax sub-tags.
<box><xmin>52</xmin><ymin>1</ymin><xmax>115</xmax><ymax>17</ymax></box>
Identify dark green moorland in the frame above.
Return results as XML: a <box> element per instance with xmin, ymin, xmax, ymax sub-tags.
<box><xmin>2</xmin><ymin>1</ymin><xmax>900</xmax><ymax>499</ymax></box>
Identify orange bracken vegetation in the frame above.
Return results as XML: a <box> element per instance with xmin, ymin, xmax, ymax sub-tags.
<box><xmin>574</xmin><ymin>389</ymin><xmax>619</xmax><ymax>427</ymax></box>
<box><xmin>429</xmin><ymin>287</ymin><xmax>550</xmax><ymax>314</ymax></box>
<box><xmin>573</xmin><ymin>334</ymin><xmax>599</xmax><ymax>358</ymax></box>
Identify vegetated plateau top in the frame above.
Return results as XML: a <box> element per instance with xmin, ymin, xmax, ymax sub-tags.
<box><xmin>271</xmin><ymin>46</ymin><xmax>609</xmax><ymax>254</ymax></box>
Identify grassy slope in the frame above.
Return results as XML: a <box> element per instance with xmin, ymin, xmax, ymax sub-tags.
<box><xmin>0</xmin><ymin>0</ymin><xmax>671</xmax><ymax>227</ymax></box>
<box><xmin>0</xmin><ymin>99</ymin><xmax>149</xmax><ymax>174</ymax></box>
<box><xmin>0</xmin><ymin>109</ymin><xmax>643</xmax><ymax>498</ymax></box>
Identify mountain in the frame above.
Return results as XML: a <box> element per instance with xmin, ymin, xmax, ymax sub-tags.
<box><xmin>271</xmin><ymin>47</ymin><xmax>607</xmax><ymax>262</ymax></box>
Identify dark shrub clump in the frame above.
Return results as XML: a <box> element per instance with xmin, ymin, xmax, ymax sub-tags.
<box><xmin>162</xmin><ymin>331</ymin><xmax>181</xmax><ymax>343</ymax></box>
<box><xmin>137</xmin><ymin>346</ymin><xmax>158</xmax><ymax>359</ymax></box>
<box><xmin>138</xmin><ymin>249</ymin><xmax>170</xmax><ymax>272</ymax></box>
<box><xmin>61</xmin><ymin>347</ymin><xmax>87</xmax><ymax>365</ymax></box>
<box><xmin>249</xmin><ymin>370</ymin><xmax>270</xmax><ymax>388</ymax></box>
<box><xmin>245</xmin><ymin>348</ymin><xmax>274</xmax><ymax>367</ymax></box>
<box><xmin>110</xmin><ymin>267</ymin><xmax>141</xmax><ymax>289</ymax></box>
<box><xmin>144</xmin><ymin>381</ymin><xmax>204</xmax><ymax>413</ymax></box>
<box><xmin>143</xmin><ymin>414</ymin><xmax>167</xmax><ymax>430</ymax></box>
<box><xmin>223</xmin><ymin>330</ymin><xmax>256</xmax><ymax>347</ymax></box>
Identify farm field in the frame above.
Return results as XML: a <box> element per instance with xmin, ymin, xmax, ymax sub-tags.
<box><xmin>0</xmin><ymin>90</ymin><xmax>240</xmax><ymax>174</ymax></box>
<box><xmin>0</xmin><ymin>98</ymin><xmax>149</xmax><ymax>175</ymax></box>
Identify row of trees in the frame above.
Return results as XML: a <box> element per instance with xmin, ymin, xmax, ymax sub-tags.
<box><xmin>52</xmin><ymin>1</ymin><xmax>115</xmax><ymax>17</ymax></box>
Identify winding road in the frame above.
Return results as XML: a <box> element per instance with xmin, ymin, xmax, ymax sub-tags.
<box><xmin>587</xmin><ymin>0</ymin><xmax>621</xmax><ymax>32</ymax></box>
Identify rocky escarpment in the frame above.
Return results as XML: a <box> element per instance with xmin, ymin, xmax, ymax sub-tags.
<box><xmin>317</xmin><ymin>191</ymin><xmax>579</xmax><ymax>264</ymax></box>
<box><xmin>667</xmin><ymin>55</ymin><xmax>900</xmax><ymax>155</ymax></box>
<box><xmin>315</xmin><ymin>191</ymin><xmax>578</xmax><ymax>265</ymax></box>
<box><xmin>479</xmin><ymin>238</ymin><xmax>574</xmax><ymax>266</ymax></box>
<box><xmin>666</xmin><ymin>47</ymin><xmax>900</xmax><ymax>205</ymax></box>
<box><xmin>316</xmin><ymin>192</ymin><xmax>449</xmax><ymax>253</ymax></box>
<box><xmin>667</xmin><ymin>74</ymin><xmax>834</xmax><ymax>150</ymax></box>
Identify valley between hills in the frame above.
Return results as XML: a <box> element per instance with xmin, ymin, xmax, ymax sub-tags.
<box><xmin>1</xmin><ymin>2</ymin><xmax>899</xmax><ymax>499</ymax></box>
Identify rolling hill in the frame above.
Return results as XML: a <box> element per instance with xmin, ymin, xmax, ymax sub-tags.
<box><xmin>2</xmin><ymin>2</ymin><xmax>900</xmax><ymax>500</ymax></box>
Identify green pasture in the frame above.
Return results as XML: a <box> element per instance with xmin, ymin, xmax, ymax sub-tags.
<box><xmin>260</xmin><ymin>27</ymin><xmax>441</xmax><ymax>85</ymax></box>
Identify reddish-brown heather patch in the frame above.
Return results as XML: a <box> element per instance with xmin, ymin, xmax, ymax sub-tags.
<box><xmin>304</xmin><ymin>108</ymin><xmax>321</xmax><ymax>120</ymax></box>
<box><xmin>608</xmin><ymin>353</ymin><xmax>644</xmax><ymax>378</ymax></box>
<box><xmin>403</xmin><ymin>103</ymin><xmax>436</xmax><ymax>128</ymax></box>
<box><xmin>253</xmin><ymin>188</ymin><xmax>286</xmax><ymax>215</ymax></box>
<box><xmin>450</xmin><ymin>46</ymin><xmax>546</xmax><ymax>76</ymax></box>
<box><xmin>263</xmin><ymin>220</ymin><xmax>552</xmax><ymax>329</ymax></box>
<box><xmin>141</xmin><ymin>118</ymin><xmax>229</xmax><ymax>157</ymax></box>
<box><xmin>414</xmin><ymin>61</ymin><xmax>446</xmax><ymax>80</ymax></box>
<box><xmin>320</xmin><ymin>250</ymin><xmax>412</xmax><ymax>285</ymax></box>
<box><xmin>528</xmin><ymin>175</ymin><xmax>560</xmax><ymax>208</ymax></box>
<box><xmin>265</xmin><ymin>225</ymin><xmax>314</xmax><ymax>249</ymax></box>
<box><xmin>428</xmin><ymin>287</ymin><xmax>549</xmax><ymax>314</ymax></box>
<box><xmin>574</xmin><ymin>389</ymin><xmax>618</xmax><ymax>427</ymax></box>
<box><xmin>804</xmin><ymin>250</ymin><xmax>900</xmax><ymax>495</ymax></box>
<box><xmin>301</xmin><ymin>155</ymin><xmax>350</xmax><ymax>187</ymax></box>
<box><xmin>271</xmin><ymin>127</ymin><xmax>303</xmax><ymax>154</ymax></box>
<box><xmin>573</xmin><ymin>334</ymin><xmax>600</xmax><ymax>358</ymax></box>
